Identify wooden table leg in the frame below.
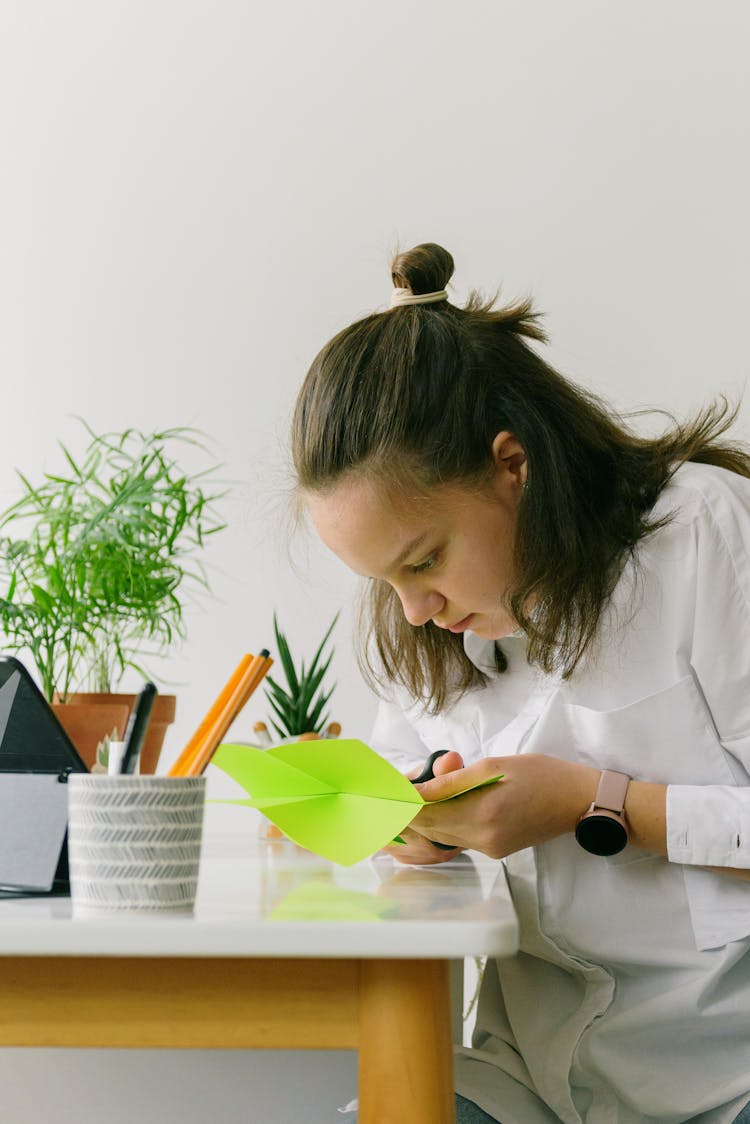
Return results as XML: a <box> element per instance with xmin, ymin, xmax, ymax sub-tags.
<box><xmin>358</xmin><ymin>959</ymin><xmax>455</xmax><ymax>1124</ymax></box>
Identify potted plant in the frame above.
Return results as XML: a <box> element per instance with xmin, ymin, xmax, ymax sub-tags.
<box><xmin>0</xmin><ymin>421</ymin><xmax>225</xmax><ymax>771</ymax></box>
<box><xmin>263</xmin><ymin>611</ymin><xmax>339</xmax><ymax>742</ymax></box>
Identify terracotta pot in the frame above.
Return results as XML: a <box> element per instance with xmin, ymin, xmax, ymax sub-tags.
<box><xmin>52</xmin><ymin>702</ymin><xmax>130</xmax><ymax>770</ymax></box>
<box><xmin>52</xmin><ymin>693</ymin><xmax>177</xmax><ymax>774</ymax></box>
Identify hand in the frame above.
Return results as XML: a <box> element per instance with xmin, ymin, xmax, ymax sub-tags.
<box><xmin>381</xmin><ymin>825</ymin><xmax>463</xmax><ymax>866</ymax></box>
<box><xmin>410</xmin><ymin>753</ymin><xmax>600</xmax><ymax>859</ymax></box>
<box><xmin>381</xmin><ymin>750</ymin><xmax>466</xmax><ymax>866</ymax></box>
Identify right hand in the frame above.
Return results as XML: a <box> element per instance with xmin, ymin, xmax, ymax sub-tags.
<box><xmin>381</xmin><ymin>750</ymin><xmax>466</xmax><ymax>866</ymax></box>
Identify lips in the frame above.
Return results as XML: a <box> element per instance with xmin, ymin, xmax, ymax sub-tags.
<box><xmin>441</xmin><ymin>614</ymin><xmax>474</xmax><ymax>633</ymax></box>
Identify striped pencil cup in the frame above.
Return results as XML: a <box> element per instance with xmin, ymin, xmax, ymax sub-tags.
<box><xmin>67</xmin><ymin>775</ymin><xmax>206</xmax><ymax>916</ymax></box>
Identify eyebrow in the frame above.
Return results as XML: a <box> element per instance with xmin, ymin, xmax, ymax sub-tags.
<box><xmin>384</xmin><ymin>532</ymin><xmax>431</xmax><ymax>575</ymax></box>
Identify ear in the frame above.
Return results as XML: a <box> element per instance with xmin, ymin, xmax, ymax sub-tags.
<box><xmin>490</xmin><ymin>431</ymin><xmax>528</xmax><ymax>490</ymax></box>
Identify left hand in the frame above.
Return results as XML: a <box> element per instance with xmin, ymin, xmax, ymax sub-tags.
<box><xmin>410</xmin><ymin>753</ymin><xmax>600</xmax><ymax>859</ymax></box>
<box><xmin>381</xmin><ymin>750</ymin><xmax>467</xmax><ymax>865</ymax></box>
<box><xmin>381</xmin><ymin>825</ymin><xmax>463</xmax><ymax>866</ymax></box>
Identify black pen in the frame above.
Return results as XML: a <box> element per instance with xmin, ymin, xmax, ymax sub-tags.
<box><xmin>119</xmin><ymin>682</ymin><xmax>158</xmax><ymax>775</ymax></box>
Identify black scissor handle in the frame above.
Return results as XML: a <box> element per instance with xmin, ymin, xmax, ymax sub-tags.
<box><xmin>410</xmin><ymin>749</ymin><xmax>457</xmax><ymax>850</ymax></box>
<box><xmin>410</xmin><ymin>749</ymin><xmax>451</xmax><ymax>785</ymax></box>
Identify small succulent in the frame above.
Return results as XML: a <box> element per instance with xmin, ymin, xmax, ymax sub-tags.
<box><xmin>265</xmin><ymin>612</ymin><xmax>338</xmax><ymax>740</ymax></box>
<box><xmin>93</xmin><ymin>733</ymin><xmax>114</xmax><ymax>774</ymax></box>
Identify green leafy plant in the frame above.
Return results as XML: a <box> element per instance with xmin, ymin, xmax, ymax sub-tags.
<box><xmin>265</xmin><ymin>612</ymin><xmax>338</xmax><ymax>739</ymax></box>
<box><xmin>0</xmin><ymin>421</ymin><xmax>226</xmax><ymax>700</ymax></box>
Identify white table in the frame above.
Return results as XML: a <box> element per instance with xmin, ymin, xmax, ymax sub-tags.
<box><xmin>0</xmin><ymin>804</ymin><xmax>518</xmax><ymax>1124</ymax></box>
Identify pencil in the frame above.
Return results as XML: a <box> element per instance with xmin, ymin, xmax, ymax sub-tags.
<box><xmin>167</xmin><ymin>654</ymin><xmax>254</xmax><ymax>778</ymax></box>
<box><xmin>185</xmin><ymin>649</ymin><xmax>273</xmax><ymax>777</ymax></box>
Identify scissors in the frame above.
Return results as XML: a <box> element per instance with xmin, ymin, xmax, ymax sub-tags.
<box><xmin>410</xmin><ymin>749</ymin><xmax>458</xmax><ymax>851</ymax></box>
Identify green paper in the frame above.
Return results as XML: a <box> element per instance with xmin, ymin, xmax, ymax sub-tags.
<box><xmin>210</xmin><ymin>741</ymin><xmax>336</xmax><ymax>798</ymax></box>
<box><xmin>211</xmin><ymin>738</ymin><xmax>502</xmax><ymax>866</ymax></box>
<box><xmin>267</xmin><ymin>738</ymin><xmax>419</xmax><ymax>802</ymax></box>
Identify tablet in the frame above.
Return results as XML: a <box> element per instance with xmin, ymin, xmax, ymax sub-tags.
<box><xmin>0</xmin><ymin>655</ymin><xmax>88</xmax><ymax>774</ymax></box>
<box><xmin>0</xmin><ymin>656</ymin><xmax>88</xmax><ymax>893</ymax></box>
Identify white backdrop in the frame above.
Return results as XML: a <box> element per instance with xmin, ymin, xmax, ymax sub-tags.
<box><xmin>1</xmin><ymin>2</ymin><xmax>749</xmax><ymax>1121</ymax></box>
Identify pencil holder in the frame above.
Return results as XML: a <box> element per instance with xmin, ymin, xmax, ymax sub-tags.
<box><xmin>67</xmin><ymin>775</ymin><xmax>206</xmax><ymax>916</ymax></box>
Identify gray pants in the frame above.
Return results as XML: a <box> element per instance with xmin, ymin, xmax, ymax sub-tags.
<box><xmin>453</xmin><ymin>1094</ymin><xmax>750</xmax><ymax>1124</ymax></box>
<box><xmin>344</xmin><ymin>1093</ymin><xmax>750</xmax><ymax>1123</ymax></box>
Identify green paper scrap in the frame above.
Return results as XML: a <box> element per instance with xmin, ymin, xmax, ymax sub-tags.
<box><xmin>211</xmin><ymin>738</ymin><xmax>502</xmax><ymax>866</ymax></box>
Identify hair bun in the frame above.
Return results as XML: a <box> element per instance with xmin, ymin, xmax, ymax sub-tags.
<box><xmin>391</xmin><ymin>242</ymin><xmax>455</xmax><ymax>296</ymax></box>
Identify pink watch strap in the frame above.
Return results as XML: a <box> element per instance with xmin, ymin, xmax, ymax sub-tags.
<box><xmin>593</xmin><ymin>770</ymin><xmax>630</xmax><ymax>814</ymax></box>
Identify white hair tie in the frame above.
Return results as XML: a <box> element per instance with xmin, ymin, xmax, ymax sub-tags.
<box><xmin>390</xmin><ymin>287</ymin><xmax>449</xmax><ymax>308</ymax></box>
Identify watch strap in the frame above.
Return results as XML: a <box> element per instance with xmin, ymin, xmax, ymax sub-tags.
<box><xmin>592</xmin><ymin>770</ymin><xmax>630</xmax><ymax>815</ymax></box>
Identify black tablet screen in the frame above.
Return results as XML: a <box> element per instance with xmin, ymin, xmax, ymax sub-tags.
<box><xmin>0</xmin><ymin>660</ymin><xmax>87</xmax><ymax>773</ymax></box>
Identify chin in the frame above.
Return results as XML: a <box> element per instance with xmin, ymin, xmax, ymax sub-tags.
<box><xmin>469</xmin><ymin>618</ymin><xmax>519</xmax><ymax>641</ymax></box>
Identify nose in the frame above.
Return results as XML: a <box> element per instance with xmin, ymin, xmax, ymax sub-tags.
<box><xmin>397</xmin><ymin>587</ymin><xmax>446</xmax><ymax>628</ymax></box>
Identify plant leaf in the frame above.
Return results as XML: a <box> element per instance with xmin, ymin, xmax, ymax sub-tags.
<box><xmin>273</xmin><ymin>612</ymin><xmax>299</xmax><ymax>697</ymax></box>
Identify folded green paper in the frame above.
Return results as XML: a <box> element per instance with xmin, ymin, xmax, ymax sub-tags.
<box><xmin>211</xmin><ymin>738</ymin><xmax>501</xmax><ymax>866</ymax></box>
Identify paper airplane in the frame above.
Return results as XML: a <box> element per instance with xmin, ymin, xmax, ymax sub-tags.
<box><xmin>211</xmin><ymin>737</ymin><xmax>501</xmax><ymax>866</ymax></box>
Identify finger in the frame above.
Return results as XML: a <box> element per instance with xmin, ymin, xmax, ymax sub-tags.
<box><xmin>382</xmin><ymin>826</ymin><xmax>427</xmax><ymax>854</ymax></box>
<box><xmin>381</xmin><ymin>833</ymin><xmax>461</xmax><ymax>865</ymax></box>
<box><xmin>414</xmin><ymin>758</ymin><xmax>502</xmax><ymax>801</ymax></box>
<box><xmin>391</xmin><ymin>826</ymin><xmax>459</xmax><ymax>853</ymax></box>
<box><xmin>383</xmin><ymin>844</ymin><xmax>460</xmax><ymax>865</ymax></box>
<box><xmin>432</xmin><ymin>750</ymin><xmax>464</xmax><ymax>775</ymax></box>
<box><xmin>406</xmin><ymin>750</ymin><xmax>463</xmax><ymax>783</ymax></box>
<box><xmin>387</xmin><ymin>826</ymin><xmax>422</xmax><ymax>845</ymax></box>
<box><xmin>410</xmin><ymin>817</ymin><xmax>465</xmax><ymax>850</ymax></box>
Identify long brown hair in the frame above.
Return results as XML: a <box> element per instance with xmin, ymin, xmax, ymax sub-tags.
<box><xmin>292</xmin><ymin>242</ymin><xmax>750</xmax><ymax>711</ymax></box>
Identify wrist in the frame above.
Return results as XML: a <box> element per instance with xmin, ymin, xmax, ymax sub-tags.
<box><xmin>565</xmin><ymin>762</ymin><xmax>600</xmax><ymax>834</ymax></box>
<box><xmin>570</xmin><ymin>772</ymin><xmax>668</xmax><ymax>858</ymax></box>
<box><xmin>623</xmin><ymin>780</ymin><xmax>667</xmax><ymax>855</ymax></box>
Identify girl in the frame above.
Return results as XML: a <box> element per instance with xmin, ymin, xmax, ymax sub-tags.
<box><xmin>292</xmin><ymin>242</ymin><xmax>750</xmax><ymax>1124</ymax></box>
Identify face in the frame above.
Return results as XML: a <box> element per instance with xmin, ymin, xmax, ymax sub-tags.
<box><xmin>308</xmin><ymin>433</ymin><xmax>527</xmax><ymax>641</ymax></box>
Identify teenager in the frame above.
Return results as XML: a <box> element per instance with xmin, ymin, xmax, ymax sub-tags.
<box><xmin>292</xmin><ymin>242</ymin><xmax>750</xmax><ymax>1124</ymax></box>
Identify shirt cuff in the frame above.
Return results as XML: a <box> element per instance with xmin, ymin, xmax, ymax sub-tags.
<box><xmin>667</xmin><ymin>784</ymin><xmax>750</xmax><ymax>867</ymax></box>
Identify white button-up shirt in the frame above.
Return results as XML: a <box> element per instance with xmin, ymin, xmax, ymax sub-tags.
<box><xmin>370</xmin><ymin>462</ymin><xmax>750</xmax><ymax>1124</ymax></box>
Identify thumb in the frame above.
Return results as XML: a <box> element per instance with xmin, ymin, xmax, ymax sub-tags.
<box><xmin>406</xmin><ymin>749</ymin><xmax>465</xmax><ymax>782</ymax></box>
<box><xmin>433</xmin><ymin>750</ymin><xmax>464</xmax><ymax>775</ymax></box>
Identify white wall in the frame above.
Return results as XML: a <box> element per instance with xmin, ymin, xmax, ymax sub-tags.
<box><xmin>1</xmin><ymin>1</ymin><xmax>748</xmax><ymax>1121</ymax></box>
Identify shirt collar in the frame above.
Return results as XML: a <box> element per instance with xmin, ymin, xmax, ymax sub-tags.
<box><xmin>463</xmin><ymin>629</ymin><xmax>525</xmax><ymax>674</ymax></box>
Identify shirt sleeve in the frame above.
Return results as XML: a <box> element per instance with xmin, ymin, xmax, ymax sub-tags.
<box><xmin>369</xmin><ymin>694</ymin><xmax>431</xmax><ymax>777</ymax></box>
<box><xmin>665</xmin><ymin>470</ymin><xmax>750</xmax><ymax>868</ymax></box>
<box><xmin>667</xmin><ymin>784</ymin><xmax>750</xmax><ymax>867</ymax></box>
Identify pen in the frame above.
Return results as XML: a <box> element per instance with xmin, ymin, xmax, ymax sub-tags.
<box><xmin>119</xmin><ymin>682</ymin><xmax>158</xmax><ymax>775</ymax></box>
<box><xmin>410</xmin><ymin>749</ymin><xmax>457</xmax><ymax>850</ymax></box>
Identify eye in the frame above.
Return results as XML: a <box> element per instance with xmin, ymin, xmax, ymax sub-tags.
<box><xmin>411</xmin><ymin>553</ymin><xmax>438</xmax><ymax>575</ymax></box>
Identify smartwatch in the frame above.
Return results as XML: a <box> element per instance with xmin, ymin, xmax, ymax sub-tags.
<box><xmin>575</xmin><ymin>770</ymin><xmax>631</xmax><ymax>856</ymax></box>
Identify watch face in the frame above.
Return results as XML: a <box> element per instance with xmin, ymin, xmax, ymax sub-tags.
<box><xmin>575</xmin><ymin>813</ymin><xmax>628</xmax><ymax>856</ymax></box>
